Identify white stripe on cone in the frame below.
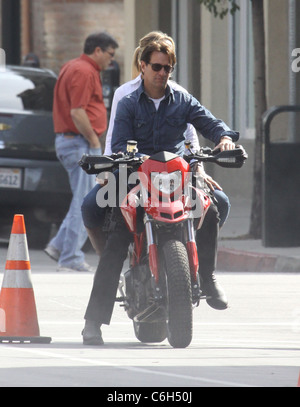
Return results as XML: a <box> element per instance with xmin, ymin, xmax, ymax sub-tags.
<box><xmin>2</xmin><ymin>270</ymin><xmax>33</xmax><ymax>289</ymax></box>
<box><xmin>6</xmin><ymin>234</ymin><xmax>30</xmax><ymax>261</ymax></box>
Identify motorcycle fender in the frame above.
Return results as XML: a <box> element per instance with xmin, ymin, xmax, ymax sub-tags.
<box><xmin>186</xmin><ymin>240</ymin><xmax>199</xmax><ymax>281</ymax></box>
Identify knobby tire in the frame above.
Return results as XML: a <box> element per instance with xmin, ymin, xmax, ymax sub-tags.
<box><xmin>161</xmin><ymin>239</ymin><xmax>193</xmax><ymax>348</ymax></box>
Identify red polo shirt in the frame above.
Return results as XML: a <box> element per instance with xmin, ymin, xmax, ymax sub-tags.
<box><xmin>53</xmin><ymin>53</ymin><xmax>107</xmax><ymax>136</ymax></box>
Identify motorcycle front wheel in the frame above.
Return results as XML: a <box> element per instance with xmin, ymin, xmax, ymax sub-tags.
<box><xmin>161</xmin><ymin>239</ymin><xmax>193</xmax><ymax>348</ymax></box>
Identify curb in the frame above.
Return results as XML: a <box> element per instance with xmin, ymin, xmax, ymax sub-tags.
<box><xmin>217</xmin><ymin>247</ymin><xmax>300</xmax><ymax>273</ymax></box>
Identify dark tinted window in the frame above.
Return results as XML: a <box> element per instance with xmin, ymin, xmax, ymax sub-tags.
<box><xmin>0</xmin><ymin>67</ymin><xmax>56</xmax><ymax>112</ymax></box>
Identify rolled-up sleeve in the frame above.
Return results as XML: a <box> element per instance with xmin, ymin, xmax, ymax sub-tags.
<box><xmin>187</xmin><ymin>95</ymin><xmax>239</xmax><ymax>145</ymax></box>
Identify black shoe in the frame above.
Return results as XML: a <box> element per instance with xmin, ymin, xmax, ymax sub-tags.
<box><xmin>82</xmin><ymin>320</ymin><xmax>104</xmax><ymax>346</ymax></box>
<box><xmin>201</xmin><ymin>275</ymin><xmax>228</xmax><ymax>310</ymax></box>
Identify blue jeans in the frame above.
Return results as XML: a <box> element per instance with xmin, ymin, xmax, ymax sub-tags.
<box><xmin>49</xmin><ymin>134</ymin><xmax>101</xmax><ymax>267</ymax></box>
<box><xmin>213</xmin><ymin>189</ymin><xmax>231</xmax><ymax>228</ymax></box>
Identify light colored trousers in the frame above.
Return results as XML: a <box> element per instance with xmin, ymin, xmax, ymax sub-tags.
<box><xmin>49</xmin><ymin>134</ymin><xmax>101</xmax><ymax>267</ymax></box>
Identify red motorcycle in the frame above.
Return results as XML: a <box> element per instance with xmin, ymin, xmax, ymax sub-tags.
<box><xmin>80</xmin><ymin>141</ymin><xmax>247</xmax><ymax>348</ymax></box>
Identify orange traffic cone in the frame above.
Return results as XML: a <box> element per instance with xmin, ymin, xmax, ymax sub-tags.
<box><xmin>0</xmin><ymin>214</ymin><xmax>51</xmax><ymax>343</ymax></box>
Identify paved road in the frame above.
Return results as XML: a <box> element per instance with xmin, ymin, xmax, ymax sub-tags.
<box><xmin>0</xmin><ymin>246</ymin><xmax>299</xmax><ymax>389</ymax></box>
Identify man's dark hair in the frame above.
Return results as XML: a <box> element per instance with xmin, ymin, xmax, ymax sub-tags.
<box><xmin>84</xmin><ymin>32</ymin><xmax>118</xmax><ymax>54</ymax></box>
<box><xmin>140</xmin><ymin>40</ymin><xmax>176</xmax><ymax>67</ymax></box>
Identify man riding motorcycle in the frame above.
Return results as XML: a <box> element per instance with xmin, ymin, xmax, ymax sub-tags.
<box><xmin>82</xmin><ymin>38</ymin><xmax>239</xmax><ymax>346</ymax></box>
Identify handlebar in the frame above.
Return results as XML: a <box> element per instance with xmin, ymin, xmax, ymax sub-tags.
<box><xmin>79</xmin><ymin>141</ymin><xmax>248</xmax><ymax>175</ymax></box>
<box><xmin>183</xmin><ymin>143</ymin><xmax>248</xmax><ymax>168</ymax></box>
<box><xmin>79</xmin><ymin>151</ymin><xmax>144</xmax><ymax>174</ymax></box>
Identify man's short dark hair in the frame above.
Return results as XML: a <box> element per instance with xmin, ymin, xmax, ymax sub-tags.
<box><xmin>140</xmin><ymin>40</ymin><xmax>176</xmax><ymax>67</ymax></box>
<box><xmin>84</xmin><ymin>32</ymin><xmax>119</xmax><ymax>54</ymax></box>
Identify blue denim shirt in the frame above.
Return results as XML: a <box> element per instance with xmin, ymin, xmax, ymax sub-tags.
<box><xmin>111</xmin><ymin>81</ymin><xmax>239</xmax><ymax>156</ymax></box>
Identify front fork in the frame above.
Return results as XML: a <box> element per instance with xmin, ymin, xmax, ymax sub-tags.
<box><xmin>186</xmin><ymin>218</ymin><xmax>201</xmax><ymax>305</ymax></box>
<box><xmin>144</xmin><ymin>214</ymin><xmax>159</xmax><ymax>284</ymax></box>
<box><xmin>144</xmin><ymin>214</ymin><xmax>201</xmax><ymax>305</ymax></box>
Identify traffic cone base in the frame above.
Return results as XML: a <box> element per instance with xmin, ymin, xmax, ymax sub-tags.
<box><xmin>0</xmin><ymin>288</ymin><xmax>40</xmax><ymax>337</ymax></box>
<box><xmin>0</xmin><ymin>336</ymin><xmax>51</xmax><ymax>344</ymax></box>
<box><xmin>0</xmin><ymin>214</ymin><xmax>51</xmax><ymax>344</ymax></box>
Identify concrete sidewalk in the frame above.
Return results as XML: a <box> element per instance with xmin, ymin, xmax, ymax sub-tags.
<box><xmin>217</xmin><ymin>197</ymin><xmax>300</xmax><ymax>273</ymax></box>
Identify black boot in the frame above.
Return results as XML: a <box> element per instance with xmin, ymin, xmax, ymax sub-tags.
<box><xmin>196</xmin><ymin>204</ymin><xmax>228</xmax><ymax>310</ymax></box>
<box><xmin>82</xmin><ymin>320</ymin><xmax>104</xmax><ymax>346</ymax></box>
<box><xmin>201</xmin><ymin>274</ymin><xmax>228</xmax><ymax>310</ymax></box>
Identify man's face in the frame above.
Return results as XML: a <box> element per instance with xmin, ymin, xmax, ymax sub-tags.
<box><xmin>141</xmin><ymin>51</ymin><xmax>172</xmax><ymax>97</ymax></box>
<box><xmin>94</xmin><ymin>46</ymin><xmax>115</xmax><ymax>70</ymax></box>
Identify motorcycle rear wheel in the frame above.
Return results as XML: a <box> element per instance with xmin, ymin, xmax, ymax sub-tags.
<box><xmin>161</xmin><ymin>239</ymin><xmax>193</xmax><ymax>348</ymax></box>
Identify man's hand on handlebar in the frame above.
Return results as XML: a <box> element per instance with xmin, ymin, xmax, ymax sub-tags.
<box><xmin>214</xmin><ymin>136</ymin><xmax>235</xmax><ymax>152</ymax></box>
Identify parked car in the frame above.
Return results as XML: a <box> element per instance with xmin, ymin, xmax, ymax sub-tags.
<box><xmin>0</xmin><ymin>65</ymin><xmax>71</xmax><ymax>247</ymax></box>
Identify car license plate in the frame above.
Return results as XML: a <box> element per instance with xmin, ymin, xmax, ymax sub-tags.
<box><xmin>0</xmin><ymin>168</ymin><xmax>22</xmax><ymax>189</ymax></box>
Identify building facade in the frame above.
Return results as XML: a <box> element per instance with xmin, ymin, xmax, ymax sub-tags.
<box><xmin>0</xmin><ymin>0</ymin><xmax>125</xmax><ymax>76</ymax></box>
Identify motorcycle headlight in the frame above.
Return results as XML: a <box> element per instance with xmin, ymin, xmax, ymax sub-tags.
<box><xmin>151</xmin><ymin>171</ymin><xmax>182</xmax><ymax>195</ymax></box>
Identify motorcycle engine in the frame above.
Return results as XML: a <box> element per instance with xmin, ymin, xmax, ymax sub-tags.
<box><xmin>123</xmin><ymin>263</ymin><xmax>153</xmax><ymax>320</ymax></box>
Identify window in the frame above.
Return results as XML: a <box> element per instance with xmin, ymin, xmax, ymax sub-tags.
<box><xmin>0</xmin><ymin>68</ymin><xmax>56</xmax><ymax>112</ymax></box>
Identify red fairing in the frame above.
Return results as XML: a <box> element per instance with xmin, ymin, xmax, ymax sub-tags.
<box><xmin>189</xmin><ymin>186</ymin><xmax>212</xmax><ymax>230</ymax></box>
<box><xmin>144</xmin><ymin>198</ymin><xmax>189</xmax><ymax>223</ymax></box>
<box><xmin>138</xmin><ymin>154</ymin><xmax>190</xmax><ymax>192</ymax></box>
<box><xmin>138</xmin><ymin>155</ymin><xmax>192</xmax><ymax>223</ymax></box>
<box><xmin>120</xmin><ymin>184</ymin><xmax>140</xmax><ymax>233</ymax></box>
<box><xmin>130</xmin><ymin>233</ymin><xmax>145</xmax><ymax>267</ymax></box>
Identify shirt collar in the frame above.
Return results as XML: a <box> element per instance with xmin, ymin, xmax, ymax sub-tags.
<box><xmin>80</xmin><ymin>53</ymin><xmax>101</xmax><ymax>72</ymax></box>
<box><xmin>137</xmin><ymin>80</ymin><xmax>174</xmax><ymax>102</ymax></box>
